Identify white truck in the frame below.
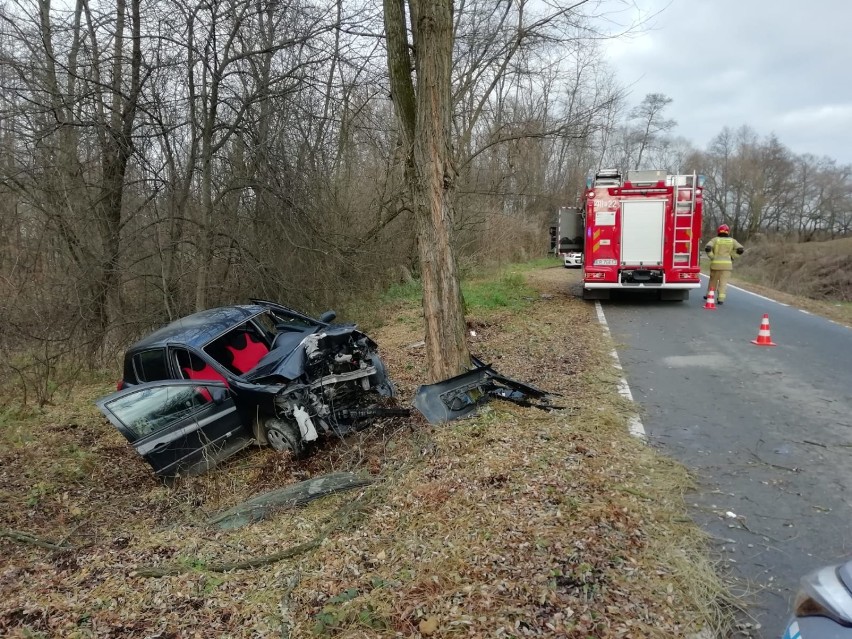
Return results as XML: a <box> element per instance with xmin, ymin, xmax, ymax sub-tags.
<box><xmin>551</xmin><ymin>207</ymin><xmax>584</xmax><ymax>268</ymax></box>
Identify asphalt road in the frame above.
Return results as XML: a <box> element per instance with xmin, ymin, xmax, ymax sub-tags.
<box><xmin>597</xmin><ymin>275</ymin><xmax>852</xmax><ymax>639</ymax></box>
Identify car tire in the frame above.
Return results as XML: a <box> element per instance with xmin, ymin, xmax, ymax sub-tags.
<box><xmin>264</xmin><ymin>418</ymin><xmax>307</xmax><ymax>459</ymax></box>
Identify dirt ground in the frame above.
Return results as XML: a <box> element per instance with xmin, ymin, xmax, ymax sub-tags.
<box><xmin>0</xmin><ymin>264</ymin><xmax>731</xmax><ymax>638</ymax></box>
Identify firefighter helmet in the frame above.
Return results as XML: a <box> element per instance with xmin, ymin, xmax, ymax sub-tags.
<box><xmin>717</xmin><ymin>224</ymin><xmax>730</xmax><ymax>235</ymax></box>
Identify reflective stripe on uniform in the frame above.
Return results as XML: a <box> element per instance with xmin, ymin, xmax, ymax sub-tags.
<box><xmin>708</xmin><ymin>237</ymin><xmax>735</xmax><ymax>269</ymax></box>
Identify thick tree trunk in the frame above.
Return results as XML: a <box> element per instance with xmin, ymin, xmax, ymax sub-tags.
<box><xmin>195</xmin><ymin>66</ymin><xmax>219</xmax><ymax>312</ymax></box>
<box><xmin>95</xmin><ymin>152</ymin><xmax>125</xmax><ymax>340</ymax></box>
<box><xmin>384</xmin><ymin>0</ymin><xmax>470</xmax><ymax>382</ymax></box>
<box><xmin>196</xmin><ymin>153</ymin><xmax>213</xmax><ymax>311</ymax></box>
<box><xmin>383</xmin><ymin>0</ymin><xmax>416</xmax><ymax>147</ymax></box>
<box><xmin>411</xmin><ymin>0</ymin><xmax>469</xmax><ymax>381</ymax></box>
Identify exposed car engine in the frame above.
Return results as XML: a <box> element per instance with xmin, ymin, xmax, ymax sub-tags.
<box><xmin>271</xmin><ymin>330</ymin><xmax>397</xmax><ymax>450</ymax></box>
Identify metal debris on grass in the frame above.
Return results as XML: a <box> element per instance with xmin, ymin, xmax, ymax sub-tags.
<box><xmin>413</xmin><ymin>356</ymin><xmax>563</xmax><ymax>424</ymax></box>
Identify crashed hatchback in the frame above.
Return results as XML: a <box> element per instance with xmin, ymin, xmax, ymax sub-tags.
<box><xmin>96</xmin><ymin>300</ymin><xmax>398</xmax><ymax>476</ymax></box>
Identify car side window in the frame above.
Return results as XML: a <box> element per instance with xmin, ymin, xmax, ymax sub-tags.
<box><xmin>203</xmin><ymin>323</ymin><xmax>270</xmax><ymax>375</ymax></box>
<box><xmin>106</xmin><ymin>385</ymin><xmax>213</xmax><ymax>440</ymax></box>
<box><xmin>133</xmin><ymin>349</ymin><xmax>171</xmax><ymax>383</ymax></box>
<box><xmin>173</xmin><ymin>348</ymin><xmax>219</xmax><ymax>380</ymax></box>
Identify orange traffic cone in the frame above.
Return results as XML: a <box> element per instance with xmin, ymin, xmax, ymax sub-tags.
<box><xmin>703</xmin><ymin>289</ymin><xmax>717</xmax><ymax>310</ymax></box>
<box><xmin>751</xmin><ymin>313</ymin><xmax>777</xmax><ymax>346</ymax></box>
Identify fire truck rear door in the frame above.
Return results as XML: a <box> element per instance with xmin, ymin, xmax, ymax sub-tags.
<box><xmin>621</xmin><ymin>199</ymin><xmax>665</xmax><ymax>265</ymax></box>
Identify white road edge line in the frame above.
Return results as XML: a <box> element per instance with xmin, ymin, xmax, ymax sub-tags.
<box><xmin>594</xmin><ymin>301</ymin><xmax>647</xmax><ymax>440</ymax></box>
<box><xmin>697</xmin><ymin>273</ymin><xmax>789</xmax><ymax>306</ymax></box>
<box><xmin>699</xmin><ymin>273</ymin><xmax>851</xmax><ymax>329</ymax></box>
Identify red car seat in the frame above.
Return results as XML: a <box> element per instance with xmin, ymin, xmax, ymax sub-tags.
<box><xmin>226</xmin><ymin>332</ymin><xmax>269</xmax><ymax>374</ymax></box>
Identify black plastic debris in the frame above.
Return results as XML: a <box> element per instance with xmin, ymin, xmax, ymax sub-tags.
<box><xmin>413</xmin><ymin>356</ymin><xmax>562</xmax><ymax>424</ymax></box>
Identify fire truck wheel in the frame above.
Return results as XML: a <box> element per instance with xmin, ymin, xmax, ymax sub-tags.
<box><xmin>582</xmin><ymin>288</ymin><xmax>610</xmax><ymax>301</ymax></box>
<box><xmin>660</xmin><ymin>290</ymin><xmax>689</xmax><ymax>302</ymax></box>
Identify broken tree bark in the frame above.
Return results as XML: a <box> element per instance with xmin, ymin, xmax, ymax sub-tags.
<box><xmin>134</xmin><ymin>539</ymin><xmax>322</xmax><ymax>578</ymax></box>
<box><xmin>1</xmin><ymin>528</ymin><xmax>74</xmax><ymax>551</ymax></box>
<box><xmin>384</xmin><ymin>0</ymin><xmax>471</xmax><ymax>382</ymax></box>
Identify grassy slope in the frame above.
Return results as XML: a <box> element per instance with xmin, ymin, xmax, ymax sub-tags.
<box><xmin>0</xmin><ymin>262</ymin><xmax>731</xmax><ymax>638</ymax></box>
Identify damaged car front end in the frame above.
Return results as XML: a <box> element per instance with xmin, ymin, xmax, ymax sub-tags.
<box><xmin>248</xmin><ymin>326</ymin><xmax>401</xmax><ymax>457</ymax></box>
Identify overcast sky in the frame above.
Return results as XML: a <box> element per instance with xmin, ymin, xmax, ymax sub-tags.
<box><xmin>600</xmin><ymin>0</ymin><xmax>852</xmax><ymax>164</ymax></box>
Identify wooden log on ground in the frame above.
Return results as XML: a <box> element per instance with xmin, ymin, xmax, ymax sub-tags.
<box><xmin>135</xmin><ymin>498</ymin><xmax>367</xmax><ymax>578</ymax></box>
<box><xmin>208</xmin><ymin>472</ymin><xmax>372</xmax><ymax>530</ymax></box>
<box><xmin>1</xmin><ymin>528</ymin><xmax>74</xmax><ymax>551</ymax></box>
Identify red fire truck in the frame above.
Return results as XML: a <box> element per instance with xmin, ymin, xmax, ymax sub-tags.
<box><xmin>581</xmin><ymin>169</ymin><xmax>704</xmax><ymax>301</ymax></box>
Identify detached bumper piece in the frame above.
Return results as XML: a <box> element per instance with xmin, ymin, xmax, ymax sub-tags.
<box><xmin>414</xmin><ymin>357</ymin><xmax>561</xmax><ymax>424</ymax></box>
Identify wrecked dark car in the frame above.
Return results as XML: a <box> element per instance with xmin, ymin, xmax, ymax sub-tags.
<box><xmin>96</xmin><ymin>300</ymin><xmax>398</xmax><ymax>476</ymax></box>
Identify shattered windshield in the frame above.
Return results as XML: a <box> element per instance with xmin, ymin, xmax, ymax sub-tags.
<box><xmin>267</xmin><ymin>309</ymin><xmax>315</xmax><ymax>332</ymax></box>
<box><xmin>252</xmin><ymin>311</ymin><xmax>278</xmax><ymax>336</ymax></box>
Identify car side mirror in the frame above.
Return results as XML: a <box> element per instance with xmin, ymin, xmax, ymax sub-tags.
<box><xmin>319</xmin><ymin>310</ymin><xmax>337</xmax><ymax>323</ymax></box>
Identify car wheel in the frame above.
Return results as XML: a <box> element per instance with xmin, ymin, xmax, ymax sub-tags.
<box><xmin>264</xmin><ymin>418</ymin><xmax>307</xmax><ymax>459</ymax></box>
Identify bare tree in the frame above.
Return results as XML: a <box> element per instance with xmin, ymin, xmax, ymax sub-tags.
<box><xmin>697</xmin><ymin>126</ymin><xmax>851</xmax><ymax>240</ymax></box>
<box><xmin>629</xmin><ymin>92</ymin><xmax>676</xmax><ymax>170</ymax></box>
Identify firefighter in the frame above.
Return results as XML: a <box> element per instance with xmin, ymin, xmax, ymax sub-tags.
<box><xmin>704</xmin><ymin>224</ymin><xmax>744</xmax><ymax>304</ymax></box>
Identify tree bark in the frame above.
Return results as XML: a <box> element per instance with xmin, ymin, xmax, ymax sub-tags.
<box><xmin>384</xmin><ymin>0</ymin><xmax>470</xmax><ymax>382</ymax></box>
<box><xmin>89</xmin><ymin>0</ymin><xmax>142</xmax><ymax>344</ymax></box>
<box><xmin>411</xmin><ymin>0</ymin><xmax>469</xmax><ymax>380</ymax></box>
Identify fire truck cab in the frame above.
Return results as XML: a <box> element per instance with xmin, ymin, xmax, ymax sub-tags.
<box><xmin>581</xmin><ymin>169</ymin><xmax>704</xmax><ymax>301</ymax></box>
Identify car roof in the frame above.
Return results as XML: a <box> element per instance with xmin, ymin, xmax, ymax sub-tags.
<box><xmin>130</xmin><ymin>305</ymin><xmax>266</xmax><ymax>351</ymax></box>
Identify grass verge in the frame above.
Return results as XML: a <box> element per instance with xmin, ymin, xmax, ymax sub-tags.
<box><xmin>0</xmin><ymin>262</ymin><xmax>733</xmax><ymax>638</ymax></box>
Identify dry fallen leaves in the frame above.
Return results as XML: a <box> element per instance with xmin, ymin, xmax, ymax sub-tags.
<box><xmin>419</xmin><ymin>616</ymin><xmax>439</xmax><ymax>635</ymax></box>
<box><xmin>0</xmin><ymin>265</ymin><xmax>731</xmax><ymax>638</ymax></box>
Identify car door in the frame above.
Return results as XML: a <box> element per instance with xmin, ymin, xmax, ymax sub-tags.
<box><xmin>96</xmin><ymin>380</ymin><xmax>248</xmax><ymax>476</ymax></box>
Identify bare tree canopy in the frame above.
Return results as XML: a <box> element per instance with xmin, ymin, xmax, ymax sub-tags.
<box><xmin>0</xmin><ymin>0</ymin><xmax>848</xmax><ymax>399</ymax></box>
<box><xmin>629</xmin><ymin>92</ymin><xmax>677</xmax><ymax>170</ymax></box>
